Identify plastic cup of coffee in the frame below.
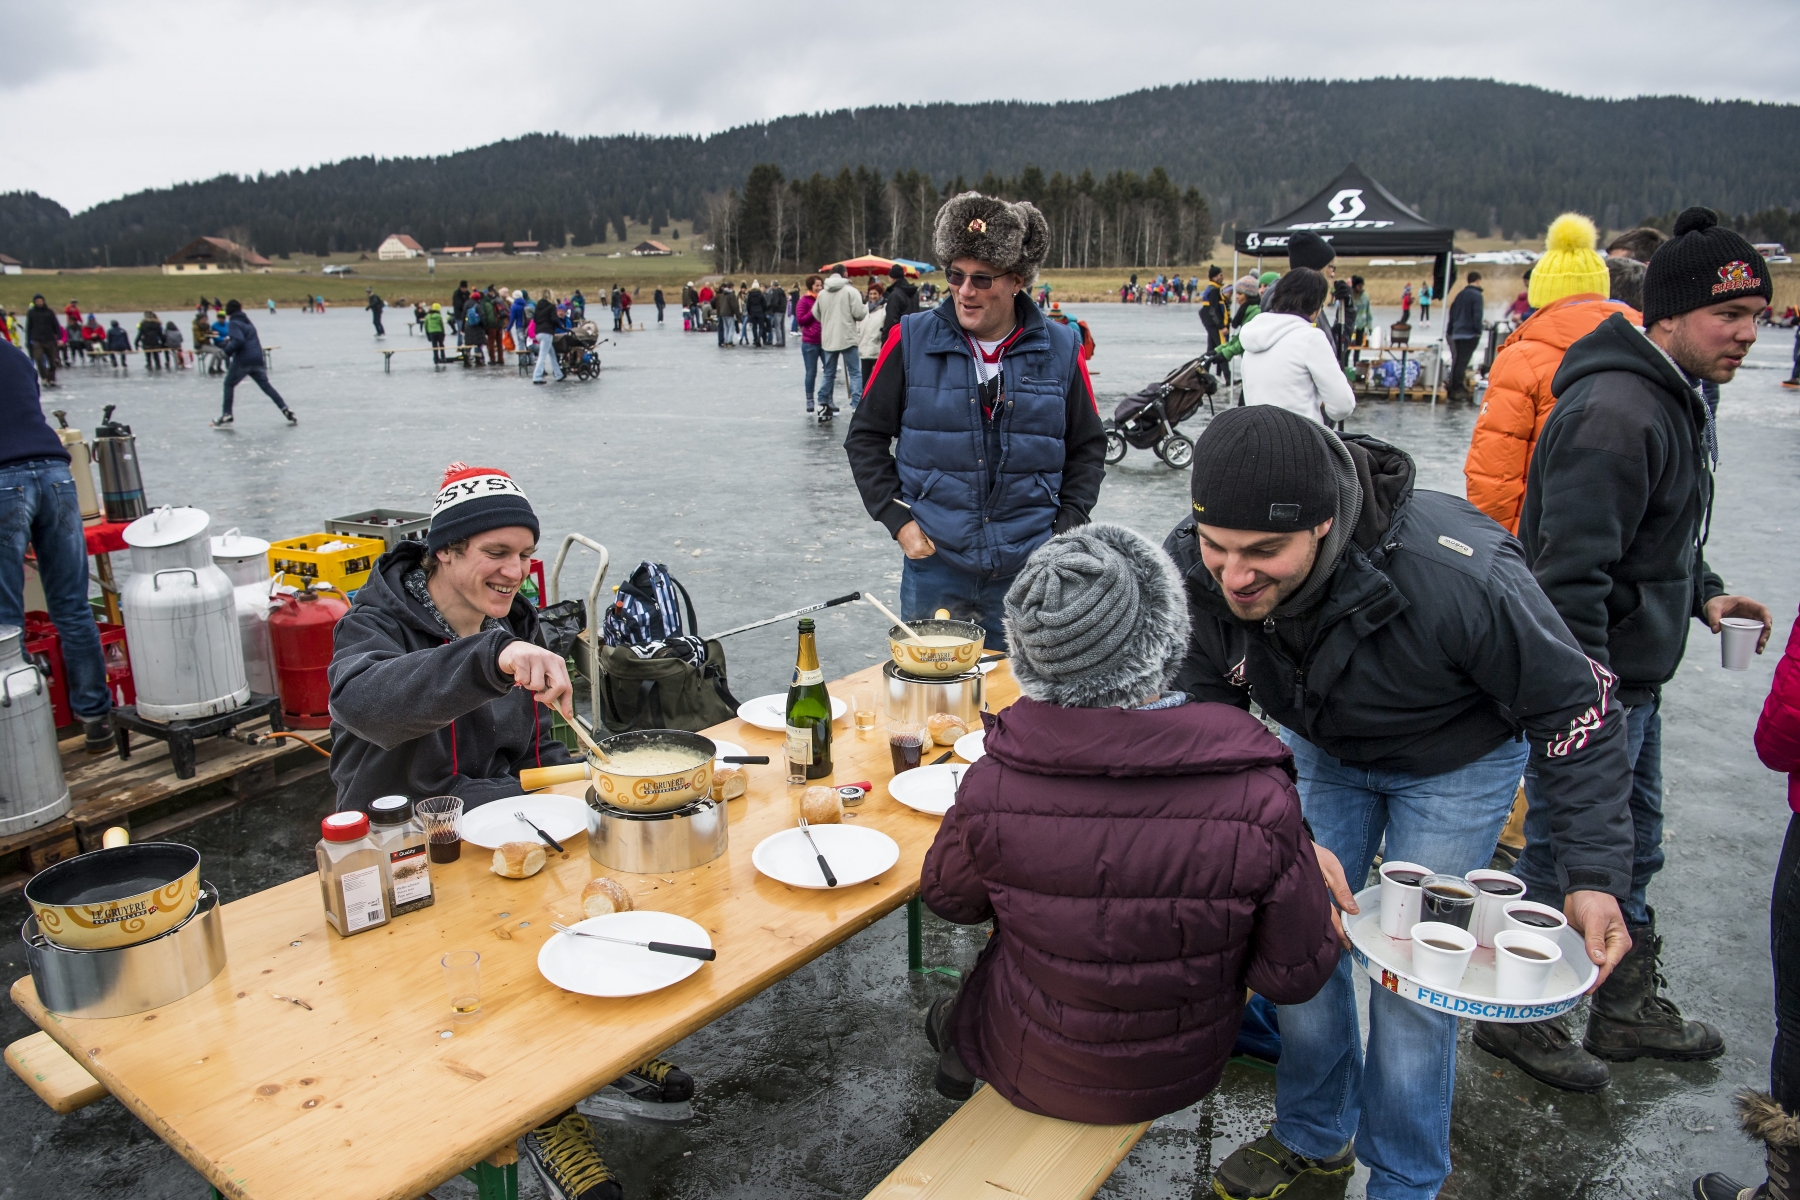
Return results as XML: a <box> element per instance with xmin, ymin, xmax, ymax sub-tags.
<box><xmin>1465</xmin><ymin>869</ymin><xmax>1527</xmax><ymax>947</ymax></box>
<box><xmin>1721</xmin><ymin>617</ymin><xmax>1763</xmax><ymax>671</ymax></box>
<box><xmin>1419</xmin><ymin>873</ymin><xmax>1478</xmax><ymax>931</ymax></box>
<box><xmin>1501</xmin><ymin>900</ymin><xmax>1569</xmax><ymax>938</ymax></box>
<box><xmin>1379</xmin><ymin>860</ymin><xmax>1430</xmax><ymax>939</ymax></box>
<box><xmin>1493</xmin><ymin>930</ymin><xmax>1563</xmax><ymax>1000</ymax></box>
<box><xmin>1409</xmin><ymin>921</ymin><xmax>1476</xmax><ymax>991</ymax></box>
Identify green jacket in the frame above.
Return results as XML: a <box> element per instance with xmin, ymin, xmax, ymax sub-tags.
<box><xmin>1217</xmin><ymin>304</ymin><xmax>1262</xmax><ymax>360</ymax></box>
<box><xmin>424</xmin><ymin>310</ymin><xmax>445</xmax><ymax>335</ymax></box>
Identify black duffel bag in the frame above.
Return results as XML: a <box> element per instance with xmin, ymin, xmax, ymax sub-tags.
<box><xmin>598</xmin><ymin>637</ymin><xmax>739</xmax><ymax>732</ymax></box>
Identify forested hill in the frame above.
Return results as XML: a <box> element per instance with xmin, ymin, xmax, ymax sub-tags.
<box><xmin>5</xmin><ymin>77</ymin><xmax>1798</xmax><ymax>268</ymax></box>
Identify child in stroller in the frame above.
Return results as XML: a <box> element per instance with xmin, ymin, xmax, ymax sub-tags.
<box><xmin>1102</xmin><ymin>354</ymin><xmax>1217</xmax><ymax>467</ymax></box>
<box><xmin>525</xmin><ymin>319</ymin><xmax>607</xmax><ymax>380</ymax></box>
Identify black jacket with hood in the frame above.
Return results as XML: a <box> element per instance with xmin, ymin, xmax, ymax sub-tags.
<box><xmin>882</xmin><ymin>277</ymin><xmax>920</xmax><ymax>338</ymax></box>
<box><xmin>1165</xmin><ymin>432</ymin><xmax>1635</xmax><ymax>897</ymax></box>
<box><xmin>1519</xmin><ymin>312</ymin><xmax>1725</xmax><ymax>706</ymax></box>
<box><xmin>327</xmin><ymin>542</ymin><xmax>572</xmax><ymax>813</ymax></box>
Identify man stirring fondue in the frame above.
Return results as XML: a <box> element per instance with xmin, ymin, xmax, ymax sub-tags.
<box><xmin>328</xmin><ymin>462</ymin><xmax>688</xmax><ymax>1200</ymax></box>
<box><xmin>846</xmin><ymin>191</ymin><xmax>1106</xmax><ymax>649</ymax></box>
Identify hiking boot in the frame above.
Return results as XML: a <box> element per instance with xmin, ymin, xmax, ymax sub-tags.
<box><xmin>210</xmin><ymin>414</ymin><xmax>233</xmax><ymax>427</ymax></box>
<box><xmin>612</xmin><ymin>1057</ymin><xmax>692</xmax><ymax>1104</ymax></box>
<box><xmin>1693</xmin><ymin>1091</ymin><xmax>1800</xmax><ymax>1200</ymax></box>
<box><xmin>1473</xmin><ymin>1016</ymin><xmax>1610</xmax><ymax>1093</ymax></box>
<box><xmin>1213</xmin><ymin>1131</ymin><xmax>1356</xmax><ymax>1200</ymax></box>
<box><xmin>1584</xmin><ymin>910</ymin><xmax>1725</xmax><ymax>1063</ymax></box>
<box><xmin>82</xmin><ymin>715</ymin><xmax>114</xmax><ymax>755</ymax></box>
<box><xmin>925</xmin><ymin>995</ymin><xmax>976</xmax><ymax>1101</ymax></box>
<box><xmin>523</xmin><ymin>1111</ymin><xmax>622</xmax><ymax>1200</ymax></box>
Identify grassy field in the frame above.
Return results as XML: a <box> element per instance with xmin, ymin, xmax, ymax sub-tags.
<box><xmin>9</xmin><ymin>228</ymin><xmax>1796</xmax><ymax>314</ymax></box>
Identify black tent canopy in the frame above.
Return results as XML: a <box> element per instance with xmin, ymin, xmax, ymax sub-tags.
<box><xmin>1234</xmin><ymin>163</ymin><xmax>1454</xmax><ymax>257</ymax></box>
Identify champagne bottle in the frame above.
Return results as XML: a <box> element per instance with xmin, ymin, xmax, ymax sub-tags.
<box><xmin>785</xmin><ymin>618</ymin><xmax>833</xmax><ymax>782</ymax></box>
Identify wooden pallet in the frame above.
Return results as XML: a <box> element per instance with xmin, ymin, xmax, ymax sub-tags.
<box><xmin>0</xmin><ymin>719</ymin><xmax>331</xmax><ymax>895</ymax></box>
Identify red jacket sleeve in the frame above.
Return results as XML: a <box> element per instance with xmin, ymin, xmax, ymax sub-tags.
<box><xmin>1755</xmin><ymin>604</ymin><xmax>1800</xmax><ymax>812</ymax></box>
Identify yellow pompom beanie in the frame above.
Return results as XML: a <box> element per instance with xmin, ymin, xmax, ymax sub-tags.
<box><xmin>1529</xmin><ymin>213</ymin><xmax>1611</xmax><ymax>307</ymax></box>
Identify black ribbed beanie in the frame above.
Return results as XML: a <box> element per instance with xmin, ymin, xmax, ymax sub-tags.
<box><xmin>1190</xmin><ymin>406</ymin><xmax>1338</xmax><ymax>532</ymax></box>
<box><xmin>1642</xmin><ymin>207</ymin><xmax>1771</xmax><ymax>326</ymax></box>
<box><xmin>1287</xmin><ymin>231</ymin><xmax>1337</xmax><ymax>271</ymax></box>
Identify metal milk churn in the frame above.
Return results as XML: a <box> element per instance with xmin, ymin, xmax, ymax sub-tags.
<box><xmin>121</xmin><ymin>507</ymin><xmax>249</xmax><ymax>722</ymax></box>
<box><xmin>210</xmin><ymin>528</ymin><xmax>278</xmax><ymax>697</ymax></box>
<box><xmin>0</xmin><ymin>625</ymin><xmax>72</xmax><ymax>837</ymax></box>
<box><xmin>93</xmin><ymin>405</ymin><xmax>147</xmax><ymax>522</ymax></box>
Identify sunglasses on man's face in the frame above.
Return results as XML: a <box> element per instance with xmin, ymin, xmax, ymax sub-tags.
<box><xmin>947</xmin><ymin>269</ymin><xmax>1008</xmax><ymax>291</ymax></box>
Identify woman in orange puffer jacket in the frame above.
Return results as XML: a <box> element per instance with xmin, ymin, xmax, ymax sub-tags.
<box><xmin>1463</xmin><ymin>214</ymin><xmax>1638</xmax><ymax>533</ymax></box>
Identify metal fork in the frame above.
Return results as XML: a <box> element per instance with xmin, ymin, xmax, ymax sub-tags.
<box><xmin>513</xmin><ymin>810</ymin><xmax>565</xmax><ymax>853</ymax></box>
<box><xmin>797</xmin><ymin>817</ymin><xmax>837</xmax><ymax>887</ymax></box>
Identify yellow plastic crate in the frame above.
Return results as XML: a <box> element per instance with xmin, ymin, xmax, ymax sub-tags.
<box><xmin>269</xmin><ymin>533</ymin><xmax>387</xmax><ymax>594</ymax></box>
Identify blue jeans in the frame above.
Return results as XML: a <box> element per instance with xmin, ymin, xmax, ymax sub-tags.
<box><xmin>1515</xmin><ymin>700</ymin><xmax>1660</xmax><ymax>924</ymax></box>
<box><xmin>817</xmin><ymin>348</ymin><xmax>862</xmax><ymax>411</ymax></box>
<box><xmin>801</xmin><ymin>342</ymin><xmax>822</xmax><ymax>404</ymax></box>
<box><xmin>532</xmin><ymin>332</ymin><xmax>562</xmax><ymax>381</ymax></box>
<box><xmin>1273</xmin><ymin>731</ymin><xmax>1528</xmax><ymax>1200</ymax></box>
<box><xmin>222</xmin><ymin>365</ymin><xmax>287</xmax><ymax>416</ymax></box>
<box><xmin>0</xmin><ymin>459</ymin><xmax>111</xmax><ymax>720</ymax></box>
<box><xmin>899</xmin><ymin>554</ymin><xmax>1015</xmax><ymax>652</ymax></box>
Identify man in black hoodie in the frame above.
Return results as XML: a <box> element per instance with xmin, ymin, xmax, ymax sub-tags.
<box><xmin>1483</xmin><ymin>208</ymin><xmax>1775</xmax><ymax>1091</ymax></box>
<box><xmin>880</xmin><ymin>262</ymin><xmax>919</xmax><ymax>339</ymax></box>
<box><xmin>327</xmin><ymin>463</ymin><xmax>691</xmax><ymax>1200</ymax></box>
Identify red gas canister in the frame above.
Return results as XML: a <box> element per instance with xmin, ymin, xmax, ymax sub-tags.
<box><xmin>269</xmin><ymin>584</ymin><xmax>350</xmax><ymax>729</ymax></box>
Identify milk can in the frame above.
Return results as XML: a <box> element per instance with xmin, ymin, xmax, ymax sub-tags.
<box><xmin>210</xmin><ymin>528</ymin><xmax>278</xmax><ymax>696</ymax></box>
<box><xmin>0</xmin><ymin>625</ymin><xmax>72</xmax><ymax>837</ymax></box>
<box><xmin>121</xmin><ymin>507</ymin><xmax>249</xmax><ymax>722</ymax></box>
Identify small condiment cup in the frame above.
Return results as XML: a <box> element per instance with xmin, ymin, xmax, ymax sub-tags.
<box><xmin>1408</xmin><ymin>922</ymin><xmax>1476</xmax><ymax>991</ymax></box>
<box><xmin>1464</xmin><ymin>869</ymin><xmax>1527</xmax><ymax>947</ymax></box>
<box><xmin>1378</xmin><ymin>860</ymin><xmax>1430</xmax><ymax>939</ymax></box>
<box><xmin>1494</xmin><ymin>930</ymin><xmax>1563</xmax><ymax>1000</ymax></box>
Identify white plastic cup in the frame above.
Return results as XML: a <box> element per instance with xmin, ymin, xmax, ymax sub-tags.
<box><xmin>1409</xmin><ymin>921</ymin><xmax>1476</xmax><ymax>991</ymax></box>
<box><xmin>1379</xmin><ymin>861</ymin><xmax>1431</xmax><ymax>939</ymax></box>
<box><xmin>1465</xmin><ymin>869</ymin><xmax>1527</xmax><ymax>947</ymax></box>
<box><xmin>1722</xmin><ymin>617</ymin><xmax>1762</xmax><ymax>671</ymax></box>
<box><xmin>1493</xmin><ymin>930</ymin><xmax>1563</xmax><ymax>1000</ymax></box>
<box><xmin>1501</xmin><ymin>900</ymin><xmax>1569</xmax><ymax>939</ymax></box>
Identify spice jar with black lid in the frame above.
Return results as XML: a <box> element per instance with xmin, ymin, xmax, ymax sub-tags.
<box><xmin>368</xmin><ymin>794</ymin><xmax>435</xmax><ymax>916</ymax></box>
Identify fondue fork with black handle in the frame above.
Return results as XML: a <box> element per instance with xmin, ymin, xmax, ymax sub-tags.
<box><xmin>797</xmin><ymin>817</ymin><xmax>837</xmax><ymax>887</ymax></box>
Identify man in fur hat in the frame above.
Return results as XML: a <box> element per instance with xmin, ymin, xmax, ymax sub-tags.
<box><xmin>845</xmin><ymin>192</ymin><xmax>1106</xmax><ymax>647</ymax></box>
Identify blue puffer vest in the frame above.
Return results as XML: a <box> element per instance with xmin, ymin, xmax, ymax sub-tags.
<box><xmin>896</xmin><ymin>298</ymin><xmax>1079</xmax><ymax>578</ymax></box>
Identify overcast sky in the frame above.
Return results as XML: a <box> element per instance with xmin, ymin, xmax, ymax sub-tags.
<box><xmin>5</xmin><ymin>0</ymin><xmax>1797</xmax><ymax>213</ymax></box>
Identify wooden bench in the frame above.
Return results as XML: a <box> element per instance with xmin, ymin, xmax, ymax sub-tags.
<box><xmin>376</xmin><ymin>347</ymin><xmax>443</xmax><ymax>372</ymax></box>
<box><xmin>7</xmin><ymin>1031</ymin><xmax>108</xmax><ymax>1114</ymax></box>
<box><xmin>863</xmin><ymin>1085</ymin><xmax>1150</xmax><ymax>1200</ymax></box>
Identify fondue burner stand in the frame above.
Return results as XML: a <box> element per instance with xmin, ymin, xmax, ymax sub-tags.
<box><xmin>113</xmin><ymin>693</ymin><xmax>283</xmax><ymax>779</ymax></box>
<box><xmin>882</xmin><ymin>660</ymin><xmax>986</xmax><ymax>728</ymax></box>
<box><xmin>586</xmin><ymin>791</ymin><xmax>729</xmax><ymax>875</ymax></box>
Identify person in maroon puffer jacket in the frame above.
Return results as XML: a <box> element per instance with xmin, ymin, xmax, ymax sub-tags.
<box><xmin>920</xmin><ymin>522</ymin><xmax>1340</xmax><ymax>1125</ymax></box>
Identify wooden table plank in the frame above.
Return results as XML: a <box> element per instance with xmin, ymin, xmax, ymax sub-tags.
<box><xmin>13</xmin><ymin>663</ymin><xmax>1013</xmax><ymax>1200</ymax></box>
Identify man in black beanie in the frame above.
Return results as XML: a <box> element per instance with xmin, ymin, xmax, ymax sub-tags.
<box><xmin>1169</xmin><ymin>406</ymin><xmax>1637</xmax><ymax>1200</ymax></box>
<box><xmin>1285</xmin><ymin>231</ymin><xmax>1341</xmax><ymax>354</ymax></box>
<box><xmin>1494</xmin><ymin>207</ymin><xmax>1774</xmax><ymax>1094</ymax></box>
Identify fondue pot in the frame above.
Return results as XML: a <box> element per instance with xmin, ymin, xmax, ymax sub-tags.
<box><xmin>25</xmin><ymin>828</ymin><xmax>201</xmax><ymax>950</ymax></box>
<box><xmin>519</xmin><ymin>729</ymin><xmax>718</xmax><ymax>814</ymax></box>
<box><xmin>887</xmin><ymin>616</ymin><xmax>986</xmax><ymax>678</ymax></box>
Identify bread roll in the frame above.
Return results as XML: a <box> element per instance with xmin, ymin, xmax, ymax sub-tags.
<box><xmin>581</xmin><ymin>877</ymin><xmax>633</xmax><ymax>918</ymax></box>
<box><xmin>491</xmin><ymin>841</ymin><xmax>548</xmax><ymax>879</ymax></box>
<box><xmin>927</xmin><ymin>712</ymin><xmax>968</xmax><ymax>747</ymax></box>
<box><xmin>712</xmin><ymin>763</ymin><xmax>746</xmax><ymax>800</ymax></box>
<box><xmin>801</xmin><ymin>785</ymin><xmax>842</xmax><ymax>825</ymax></box>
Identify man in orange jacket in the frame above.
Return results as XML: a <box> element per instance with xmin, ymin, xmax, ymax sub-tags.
<box><xmin>1463</xmin><ymin>213</ymin><xmax>1637</xmax><ymax>532</ymax></box>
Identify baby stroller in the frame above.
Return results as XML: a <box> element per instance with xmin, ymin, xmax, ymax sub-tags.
<box><xmin>547</xmin><ymin>321</ymin><xmax>605</xmax><ymax>380</ymax></box>
<box><xmin>1103</xmin><ymin>354</ymin><xmax>1217</xmax><ymax>468</ymax></box>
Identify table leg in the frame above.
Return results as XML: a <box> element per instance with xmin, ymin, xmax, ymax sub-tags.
<box><xmin>461</xmin><ymin>1159</ymin><xmax>519</xmax><ymax>1200</ymax></box>
<box><xmin>94</xmin><ymin>552</ymin><xmax>122</xmax><ymax>625</ymax></box>
<box><xmin>907</xmin><ymin>897</ymin><xmax>922</xmax><ymax>972</ymax></box>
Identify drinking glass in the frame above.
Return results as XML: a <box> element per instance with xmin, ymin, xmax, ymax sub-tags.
<box><xmin>442</xmin><ymin>950</ymin><xmax>481</xmax><ymax>1023</ymax></box>
<box><xmin>418</xmin><ymin>795</ymin><xmax>464</xmax><ymax>864</ymax></box>
<box><xmin>852</xmin><ymin>689</ymin><xmax>878</xmax><ymax>733</ymax></box>
<box><xmin>887</xmin><ymin>720</ymin><xmax>926</xmax><ymax>774</ymax></box>
<box><xmin>1419</xmin><ymin>873</ymin><xmax>1477</xmax><ymax>931</ymax></box>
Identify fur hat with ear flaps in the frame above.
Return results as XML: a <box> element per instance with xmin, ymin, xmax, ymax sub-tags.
<box><xmin>933</xmin><ymin>192</ymin><xmax>1051</xmax><ymax>288</ymax></box>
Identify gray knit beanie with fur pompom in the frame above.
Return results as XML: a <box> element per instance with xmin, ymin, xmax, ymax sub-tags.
<box><xmin>1003</xmin><ymin>523</ymin><xmax>1192</xmax><ymax>710</ymax></box>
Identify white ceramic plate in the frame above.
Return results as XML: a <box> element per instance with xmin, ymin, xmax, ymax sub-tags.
<box><xmin>736</xmin><ymin>694</ymin><xmax>848</xmax><ymax>732</ymax></box>
<box><xmin>461</xmin><ymin>795</ymin><xmax>590</xmax><ymax>850</ymax></box>
<box><xmin>536</xmin><ymin>911</ymin><xmax>713</xmax><ymax>998</ymax></box>
<box><xmin>752</xmin><ymin>825</ymin><xmax>900</xmax><ymax>889</ymax></box>
<box><xmin>887</xmin><ymin>763</ymin><xmax>967</xmax><ymax>817</ymax></box>
<box><xmin>952</xmin><ymin>729</ymin><xmax>986</xmax><ymax>763</ymax></box>
<box><xmin>977</xmin><ymin>659</ymin><xmax>999</xmax><ymax>675</ymax></box>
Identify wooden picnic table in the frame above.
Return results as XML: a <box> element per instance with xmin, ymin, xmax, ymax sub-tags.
<box><xmin>11</xmin><ymin>661</ymin><xmax>1014</xmax><ymax>1200</ymax></box>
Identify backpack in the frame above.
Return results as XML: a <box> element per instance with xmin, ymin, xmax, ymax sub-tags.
<box><xmin>597</xmin><ymin>562</ymin><xmax>740</xmax><ymax>733</ymax></box>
